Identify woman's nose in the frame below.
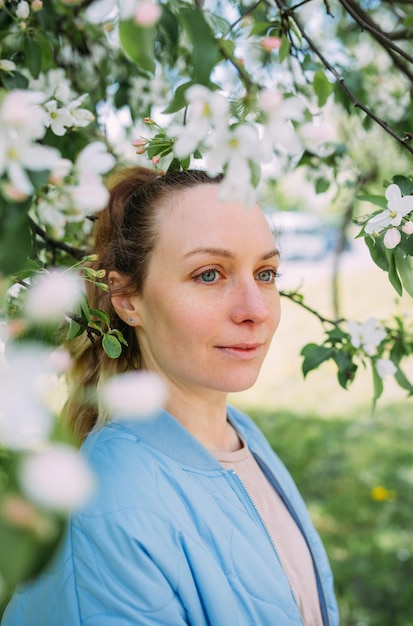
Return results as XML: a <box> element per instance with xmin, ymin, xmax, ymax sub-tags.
<box><xmin>230</xmin><ymin>279</ymin><xmax>271</xmax><ymax>324</ymax></box>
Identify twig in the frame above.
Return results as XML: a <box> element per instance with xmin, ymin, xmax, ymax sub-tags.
<box><xmin>29</xmin><ymin>218</ymin><xmax>89</xmax><ymax>261</ymax></box>
<box><xmin>272</xmin><ymin>0</ymin><xmax>413</xmax><ymax>156</ymax></box>
<box><xmin>280</xmin><ymin>289</ymin><xmax>344</xmax><ymax>326</ymax></box>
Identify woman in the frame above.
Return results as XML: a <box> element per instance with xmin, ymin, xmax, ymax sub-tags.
<box><xmin>2</xmin><ymin>167</ymin><xmax>339</xmax><ymax>625</ymax></box>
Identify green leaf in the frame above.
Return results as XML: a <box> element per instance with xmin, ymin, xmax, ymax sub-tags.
<box><xmin>386</xmin><ymin>248</ymin><xmax>403</xmax><ymax>296</ymax></box>
<box><xmin>24</xmin><ymin>37</ymin><xmax>42</xmax><ymax>79</ymax></box>
<box><xmin>372</xmin><ymin>363</ymin><xmax>384</xmax><ymax>411</ymax></box>
<box><xmin>0</xmin><ymin>515</ymin><xmax>62</xmax><ymax>588</ymax></box>
<box><xmin>119</xmin><ymin>19</ymin><xmax>156</xmax><ymax>73</ymax></box>
<box><xmin>249</xmin><ymin>21</ymin><xmax>272</xmax><ymax>36</ymax></box>
<box><xmin>0</xmin><ymin>205</ymin><xmax>32</xmax><ymax>275</ymax></box>
<box><xmin>399</xmin><ymin>232</ymin><xmax>413</xmax><ymax>256</ymax></box>
<box><xmin>301</xmin><ymin>343</ymin><xmax>334</xmax><ymax>376</ymax></box>
<box><xmin>356</xmin><ymin>194</ymin><xmax>387</xmax><ymax>210</ymax></box>
<box><xmin>102</xmin><ymin>333</ymin><xmax>122</xmax><ymax>358</ymax></box>
<box><xmin>391</xmin><ymin>175</ymin><xmax>413</xmax><ymax>196</ymax></box>
<box><xmin>333</xmin><ymin>351</ymin><xmax>357</xmax><ymax>389</ymax></box>
<box><xmin>364</xmin><ymin>236</ymin><xmax>389</xmax><ymax>272</ymax></box>
<box><xmin>313</xmin><ymin>69</ymin><xmax>333</xmax><ymax>107</ymax></box>
<box><xmin>315</xmin><ymin>177</ymin><xmax>330</xmax><ymax>194</ymax></box>
<box><xmin>162</xmin><ymin>81</ymin><xmax>194</xmax><ymax>113</ymax></box>
<box><xmin>394</xmin><ymin>251</ymin><xmax>413</xmax><ymax>297</ymax></box>
<box><xmin>179</xmin><ymin>8</ymin><xmax>220</xmax><ymax>84</ymax></box>
<box><xmin>278</xmin><ymin>35</ymin><xmax>290</xmax><ymax>63</ymax></box>
<box><xmin>65</xmin><ymin>319</ymin><xmax>83</xmax><ymax>341</ymax></box>
<box><xmin>89</xmin><ymin>308</ymin><xmax>111</xmax><ymax>328</ymax></box>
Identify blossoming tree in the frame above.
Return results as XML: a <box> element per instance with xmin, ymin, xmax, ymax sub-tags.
<box><xmin>0</xmin><ymin>0</ymin><xmax>413</xmax><ymax>608</ymax></box>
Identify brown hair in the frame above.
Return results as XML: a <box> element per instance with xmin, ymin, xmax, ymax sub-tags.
<box><xmin>63</xmin><ymin>166</ymin><xmax>222</xmax><ymax>443</ymax></box>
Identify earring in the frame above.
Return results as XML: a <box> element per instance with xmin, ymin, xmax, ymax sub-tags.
<box><xmin>129</xmin><ymin>318</ymin><xmax>135</xmax><ymax>324</ymax></box>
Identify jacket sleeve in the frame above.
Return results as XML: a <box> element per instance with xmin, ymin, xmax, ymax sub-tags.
<box><xmin>71</xmin><ymin>507</ymin><xmax>189</xmax><ymax>626</ymax></box>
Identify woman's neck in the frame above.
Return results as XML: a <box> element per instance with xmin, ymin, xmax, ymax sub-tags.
<box><xmin>164</xmin><ymin>387</ymin><xmax>242</xmax><ymax>454</ymax></box>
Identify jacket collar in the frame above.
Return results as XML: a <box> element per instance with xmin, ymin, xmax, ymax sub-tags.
<box><xmin>106</xmin><ymin>406</ymin><xmax>250</xmax><ymax>472</ymax></box>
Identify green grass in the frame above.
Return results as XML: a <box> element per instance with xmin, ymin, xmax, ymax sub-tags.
<box><xmin>249</xmin><ymin>404</ymin><xmax>413</xmax><ymax>626</ymax></box>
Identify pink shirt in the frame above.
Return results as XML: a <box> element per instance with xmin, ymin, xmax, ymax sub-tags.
<box><xmin>215</xmin><ymin>440</ymin><xmax>323</xmax><ymax>626</ymax></box>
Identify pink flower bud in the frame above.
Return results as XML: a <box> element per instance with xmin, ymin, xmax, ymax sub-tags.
<box><xmin>134</xmin><ymin>1</ymin><xmax>161</xmax><ymax>26</ymax></box>
<box><xmin>32</xmin><ymin>0</ymin><xmax>43</xmax><ymax>11</ymax></box>
<box><xmin>152</xmin><ymin>155</ymin><xmax>160</xmax><ymax>165</ymax></box>
<box><xmin>132</xmin><ymin>138</ymin><xmax>146</xmax><ymax>147</ymax></box>
<box><xmin>383</xmin><ymin>227</ymin><xmax>401</xmax><ymax>249</ymax></box>
<box><xmin>260</xmin><ymin>37</ymin><xmax>282</xmax><ymax>52</ymax></box>
<box><xmin>402</xmin><ymin>220</ymin><xmax>413</xmax><ymax>235</ymax></box>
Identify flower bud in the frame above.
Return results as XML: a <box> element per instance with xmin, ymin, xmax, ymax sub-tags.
<box><xmin>260</xmin><ymin>37</ymin><xmax>281</xmax><ymax>52</ymax></box>
<box><xmin>383</xmin><ymin>227</ymin><xmax>401</xmax><ymax>249</ymax></box>
<box><xmin>402</xmin><ymin>220</ymin><xmax>413</xmax><ymax>235</ymax></box>
<box><xmin>0</xmin><ymin>59</ymin><xmax>16</xmax><ymax>72</ymax></box>
<box><xmin>152</xmin><ymin>155</ymin><xmax>160</xmax><ymax>165</ymax></box>
<box><xmin>134</xmin><ymin>1</ymin><xmax>161</xmax><ymax>26</ymax></box>
<box><xmin>32</xmin><ymin>0</ymin><xmax>43</xmax><ymax>11</ymax></box>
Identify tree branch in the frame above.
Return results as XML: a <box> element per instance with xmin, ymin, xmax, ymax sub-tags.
<box><xmin>29</xmin><ymin>218</ymin><xmax>89</xmax><ymax>261</ymax></box>
<box><xmin>272</xmin><ymin>0</ymin><xmax>413</xmax><ymax>156</ymax></box>
<box><xmin>280</xmin><ymin>289</ymin><xmax>344</xmax><ymax>327</ymax></box>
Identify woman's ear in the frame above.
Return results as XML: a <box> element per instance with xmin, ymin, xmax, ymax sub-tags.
<box><xmin>108</xmin><ymin>271</ymin><xmax>141</xmax><ymax>327</ymax></box>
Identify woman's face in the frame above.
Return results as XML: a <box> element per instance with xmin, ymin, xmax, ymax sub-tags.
<box><xmin>128</xmin><ymin>184</ymin><xmax>281</xmax><ymax>403</ymax></box>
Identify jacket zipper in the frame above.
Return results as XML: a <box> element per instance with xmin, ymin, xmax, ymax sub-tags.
<box><xmin>254</xmin><ymin>457</ymin><xmax>331</xmax><ymax>626</ymax></box>
<box><xmin>230</xmin><ymin>469</ymin><xmax>305</xmax><ymax>626</ymax></box>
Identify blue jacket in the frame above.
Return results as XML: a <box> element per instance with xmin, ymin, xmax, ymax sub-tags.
<box><xmin>2</xmin><ymin>406</ymin><xmax>339</xmax><ymax>625</ymax></box>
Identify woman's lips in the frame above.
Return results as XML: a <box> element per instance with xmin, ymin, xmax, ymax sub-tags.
<box><xmin>216</xmin><ymin>343</ymin><xmax>262</xmax><ymax>359</ymax></box>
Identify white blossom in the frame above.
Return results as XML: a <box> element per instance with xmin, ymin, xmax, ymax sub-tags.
<box><xmin>16</xmin><ymin>0</ymin><xmax>30</xmax><ymax>18</ymax></box>
<box><xmin>70</xmin><ymin>171</ymin><xmax>111</xmax><ymax>214</ymax></box>
<box><xmin>376</xmin><ymin>358</ymin><xmax>397</xmax><ymax>379</ymax></box>
<box><xmin>0</xmin><ymin>90</ymin><xmax>61</xmax><ymax>194</ymax></box>
<box><xmin>258</xmin><ymin>90</ymin><xmax>305</xmax><ymax>157</ymax></box>
<box><xmin>1</xmin><ymin>89</ymin><xmax>46</xmax><ymax>138</ymax></box>
<box><xmin>85</xmin><ymin>0</ymin><xmax>138</xmax><ymax>23</ymax></box>
<box><xmin>383</xmin><ymin>227</ymin><xmax>401</xmax><ymax>249</ymax></box>
<box><xmin>365</xmin><ymin>184</ymin><xmax>413</xmax><ymax>235</ymax></box>
<box><xmin>348</xmin><ymin>317</ymin><xmax>387</xmax><ymax>356</ymax></box>
<box><xmin>101</xmin><ymin>371</ymin><xmax>167</xmax><ymax>420</ymax></box>
<box><xmin>218</xmin><ymin>158</ymin><xmax>257</xmax><ymax>207</ymax></box>
<box><xmin>75</xmin><ymin>141</ymin><xmax>116</xmax><ymax>175</ymax></box>
<box><xmin>206</xmin><ymin>123</ymin><xmax>260</xmax><ymax>176</ymax></box>
<box><xmin>0</xmin><ymin>344</ymin><xmax>55</xmax><ymax>449</ymax></box>
<box><xmin>19</xmin><ymin>444</ymin><xmax>95</xmax><ymax>512</ymax></box>
<box><xmin>25</xmin><ymin>269</ymin><xmax>83</xmax><ymax>323</ymax></box>
<box><xmin>43</xmin><ymin>100</ymin><xmax>73</xmax><ymax>136</ymax></box>
<box><xmin>172</xmin><ymin>85</ymin><xmax>229</xmax><ymax>158</ymax></box>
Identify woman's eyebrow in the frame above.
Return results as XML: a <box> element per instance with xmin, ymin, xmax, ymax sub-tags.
<box><xmin>184</xmin><ymin>247</ymin><xmax>280</xmax><ymax>260</ymax></box>
<box><xmin>184</xmin><ymin>247</ymin><xmax>235</xmax><ymax>259</ymax></box>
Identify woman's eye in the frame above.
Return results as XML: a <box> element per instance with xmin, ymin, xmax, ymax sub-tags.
<box><xmin>198</xmin><ymin>269</ymin><xmax>219</xmax><ymax>283</ymax></box>
<box><xmin>256</xmin><ymin>269</ymin><xmax>278</xmax><ymax>283</ymax></box>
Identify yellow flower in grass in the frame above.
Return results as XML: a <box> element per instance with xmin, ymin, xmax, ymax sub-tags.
<box><xmin>371</xmin><ymin>486</ymin><xmax>397</xmax><ymax>502</ymax></box>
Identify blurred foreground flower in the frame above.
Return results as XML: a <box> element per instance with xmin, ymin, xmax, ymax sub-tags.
<box><xmin>0</xmin><ymin>343</ymin><xmax>57</xmax><ymax>448</ymax></box>
<box><xmin>25</xmin><ymin>269</ymin><xmax>83</xmax><ymax>324</ymax></box>
<box><xmin>19</xmin><ymin>444</ymin><xmax>95</xmax><ymax>513</ymax></box>
<box><xmin>100</xmin><ymin>371</ymin><xmax>167</xmax><ymax>420</ymax></box>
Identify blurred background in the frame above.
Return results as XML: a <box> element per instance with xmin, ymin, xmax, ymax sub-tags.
<box><xmin>230</xmin><ymin>230</ymin><xmax>413</xmax><ymax>626</ymax></box>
